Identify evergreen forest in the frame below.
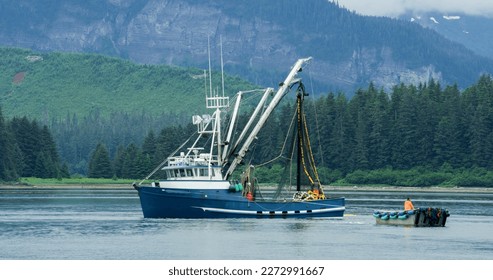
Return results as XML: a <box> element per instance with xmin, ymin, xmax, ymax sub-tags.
<box><xmin>0</xmin><ymin>109</ymin><xmax>68</xmax><ymax>181</ymax></box>
<box><xmin>2</xmin><ymin>55</ymin><xmax>493</xmax><ymax>186</ymax></box>
<box><xmin>46</xmin><ymin>76</ymin><xmax>493</xmax><ymax>187</ymax></box>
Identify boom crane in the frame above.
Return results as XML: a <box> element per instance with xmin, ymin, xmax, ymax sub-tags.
<box><xmin>223</xmin><ymin>57</ymin><xmax>312</xmax><ymax>179</ymax></box>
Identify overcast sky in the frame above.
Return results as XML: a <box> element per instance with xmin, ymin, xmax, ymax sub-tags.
<box><xmin>331</xmin><ymin>0</ymin><xmax>493</xmax><ymax>18</ymax></box>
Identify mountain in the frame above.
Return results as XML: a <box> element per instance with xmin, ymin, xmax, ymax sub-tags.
<box><xmin>1</xmin><ymin>0</ymin><xmax>493</xmax><ymax>93</ymax></box>
<box><xmin>400</xmin><ymin>13</ymin><xmax>493</xmax><ymax>60</ymax></box>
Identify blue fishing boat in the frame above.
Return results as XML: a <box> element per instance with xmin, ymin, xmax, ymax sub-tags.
<box><xmin>134</xmin><ymin>57</ymin><xmax>345</xmax><ymax>218</ymax></box>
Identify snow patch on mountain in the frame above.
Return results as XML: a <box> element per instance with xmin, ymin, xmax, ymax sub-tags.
<box><xmin>430</xmin><ymin>17</ymin><xmax>439</xmax><ymax>24</ymax></box>
<box><xmin>443</xmin><ymin>15</ymin><xmax>461</xmax><ymax>20</ymax></box>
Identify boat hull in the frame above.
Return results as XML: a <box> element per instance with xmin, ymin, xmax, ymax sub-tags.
<box><xmin>374</xmin><ymin>208</ymin><xmax>450</xmax><ymax>227</ymax></box>
<box><xmin>135</xmin><ymin>186</ymin><xmax>345</xmax><ymax>218</ymax></box>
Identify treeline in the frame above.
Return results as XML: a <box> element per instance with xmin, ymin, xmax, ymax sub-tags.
<box><xmin>3</xmin><ymin>75</ymin><xmax>493</xmax><ymax>187</ymax></box>
<box><xmin>83</xmin><ymin>75</ymin><xmax>493</xmax><ymax>187</ymax></box>
<box><xmin>86</xmin><ymin>125</ymin><xmax>195</xmax><ymax>179</ymax></box>
<box><xmin>49</xmin><ymin>110</ymin><xmax>189</xmax><ymax>175</ymax></box>
<box><xmin>0</xmin><ymin>108</ymin><xmax>68</xmax><ymax>181</ymax></box>
<box><xmin>249</xmin><ymin>76</ymin><xmax>493</xmax><ymax>186</ymax></box>
<box><xmin>309</xmin><ymin>76</ymin><xmax>493</xmax><ymax>172</ymax></box>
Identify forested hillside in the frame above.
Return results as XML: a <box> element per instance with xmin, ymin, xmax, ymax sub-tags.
<box><xmin>0</xmin><ymin>47</ymin><xmax>254</xmax><ymax>119</ymax></box>
<box><xmin>3</xmin><ymin>74</ymin><xmax>493</xmax><ymax>186</ymax></box>
<box><xmin>0</xmin><ymin>47</ymin><xmax>257</xmax><ymax>175</ymax></box>
<box><xmin>84</xmin><ymin>76</ymin><xmax>493</xmax><ymax>187</ymax></box>
<box><xmin>2</xmin><ymin>48</ymin><xmax>493</xmax><ymax>186</ymax></box>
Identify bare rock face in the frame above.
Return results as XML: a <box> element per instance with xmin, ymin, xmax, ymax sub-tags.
<box><xmin>0</xmin><ymin>0</ymin><xmax>487</xmax><ymax>93</ymax></box>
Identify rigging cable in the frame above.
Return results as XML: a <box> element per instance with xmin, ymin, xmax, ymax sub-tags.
<box><xmin>308</xmin><ymin>70</ymin><xmax>325</xmax><ymax>166</ymax></box>
<box><xmin>138</xmin><ymin>131</ymin><xmax>196</xmax><ymax>185</ymax></box>
<box><xmin>255</xmin><ymin>107</ymin><xmax>298</xmax><ymax>168</ymax></box>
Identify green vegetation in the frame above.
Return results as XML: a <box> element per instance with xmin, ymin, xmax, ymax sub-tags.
<box><xmin>18</xmin><ymin>177</ymin><xmax>135</xmax><ymax>186</ymax></box>
<box><xmin>76</xmin><ymin>75</ymin><xmax>493</xmax><ymax>188</ymax></box>
<box><xmin>0</xmin><ymin>47</ymin><xmax>255</xmax><ymax>119</ymax></box>
<box><xmin>230</xmin><ymin>165</ymin><xmax>493</xmax><ymax>188</ymax></box>
<box><xmin>0</xmin><ymin>46</ymin><xmax>257</xmax><ymax>174</ymax></box>
<box><xmin>0</xmin><ymin>108</ymin><xmax>67</xmax><ymax>182</ymax></box>
<box><xmin>2</xmin><ymin>46</ymin><xmax>493</xmax><ymax>187</ymax></box>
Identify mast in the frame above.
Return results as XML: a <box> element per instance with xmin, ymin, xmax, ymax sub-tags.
<box><xmin>297</xmin><ymin>89</ymin><xmax>302</xmax><ymax>192</ymax></box>
<box><xmin>216</xmin><ymin>37</ymin><xmax>227</xmax><ymax>165</ymax></box>
<box><xmin>223</xmin><ymin>57</ymin><xmax>312</xmax><ymax>179</ymax></box>
<box><xmin>207</xmin><ymin>36</ymin><xmax>213</xmax><ymax>103</ymax></box>
<box><xmin>295</xmin><ymin>83</ymin><xmax>309</xmax><ymax>191</ymax></box>
<box><xmin>205</xmin><ymin>36</ymin><xmax>228</xmax><ymax>167</ymax></box>
<box><xmin>220</xmin><ymin>35</ymin><xmax>225</xmax><ymax>98</ymax></box>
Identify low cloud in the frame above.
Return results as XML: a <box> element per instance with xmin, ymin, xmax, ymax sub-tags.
<box><xmin>331</xmin><ymin>0</ymin><xmax>493</xmax><ymax>18</ymax></box>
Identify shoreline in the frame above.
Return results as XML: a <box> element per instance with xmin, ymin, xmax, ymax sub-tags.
<box><xmin>0</xmin><ymin>184</ymin><xmax>135</xmax><ymax>190</ymax></box>
<box><xmin>324</xmin><ymin>185</ymin><xmax>493</xmax><ymax>193</ymax></box>
<box><xmin>1</xmin><ymin>183</ymin><xmax>492</xmax><ymax>193</ymax></box>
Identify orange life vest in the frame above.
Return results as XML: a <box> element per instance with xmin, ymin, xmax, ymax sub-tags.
<box><xmin>404</xmin><ymin>200</ymin><xmax>414</xmax><ymax>210</ymax></box>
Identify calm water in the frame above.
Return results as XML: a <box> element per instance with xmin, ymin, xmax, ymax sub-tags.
<box><xmin>0</xmin><ymin>187</ymin><xmax>492</xmax><ymax>260</ymax></box>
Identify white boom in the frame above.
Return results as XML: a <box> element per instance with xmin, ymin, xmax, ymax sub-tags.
<box><xmin>223</xmin><ymin>57</ymin><xmax>312</xmax><ymax>179</ymax></box>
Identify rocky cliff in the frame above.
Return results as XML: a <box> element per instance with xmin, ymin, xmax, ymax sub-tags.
<box><xmin>1</xmin><ymin>0</ymin><xmax>491</xmax><ymax>93</ymax></box>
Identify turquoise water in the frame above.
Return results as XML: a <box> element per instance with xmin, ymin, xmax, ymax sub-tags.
<box><xmin>0</xmin><ymin>188</ymin><xmax>492</xmax><ymax>260</ymax></box>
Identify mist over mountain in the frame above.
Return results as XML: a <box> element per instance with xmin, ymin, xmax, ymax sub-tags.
<box><xmin>1</xmin><ymin>0</ymin><xmax>493</xmax><ymax>93</ymax></box>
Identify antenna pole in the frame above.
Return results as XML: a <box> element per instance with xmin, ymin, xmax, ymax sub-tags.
<box><xmin>220</xmin><ymin>35</ymin><xmax>225</xmax><ymax>97</ymax></box>
<box><xmin>208</xmin><ymin>36</ymin><xmax>213</xmax><ymax>98</ymax></box>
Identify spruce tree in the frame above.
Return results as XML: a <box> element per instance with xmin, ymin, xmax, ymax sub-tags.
<box><xmin>390</xmin><ymin>84</ymin><xmax>418</xmax><ymax>169</ymax></box>
<box><xmin>121</xmin><ymin>143</ymin><xmax>140</xmax><ymax>179</ymax></box>
<box><xmin>34</xmin><ymin>151</ymin><xmax>56</xmax><ymax>178</ymax></box>
<box><xmin>88</xmin><ymin>143</ymin><xmax>113</xmax><ymax>178</ymax></box>
<box><xmin>142</xmin><ymin>130</ymin><xmax>157</xmax><ymax>166</ymax></box>
<box><xmin>10</xmin><ymin>117</ymin><xmax>39</xmax><ymax>177</ymax></box>
<box><xmin>0</xmin><ymin>107</ymin><xmax>19</xmax><ymax>181</ymax></box>
<box><xmin>112</xmin><ymin>144</ymin><xmax>126</xmax><ymax>178</ymax></box>
<box><xmin>368</xmin><ymin>88</ymin><xmax>391</xmax><ymax>169</ymax></box>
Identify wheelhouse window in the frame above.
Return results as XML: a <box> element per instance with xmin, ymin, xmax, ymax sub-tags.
<box><xmin>199</xmin><ymin>169</ymin><xmax>208</xmax><ymax>177</ymax></box>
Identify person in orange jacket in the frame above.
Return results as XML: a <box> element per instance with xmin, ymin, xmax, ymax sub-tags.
<box><xmin>404</xmin><ymin>197</ymin><xmax>415</xmax><ymax>210</ymax></box>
